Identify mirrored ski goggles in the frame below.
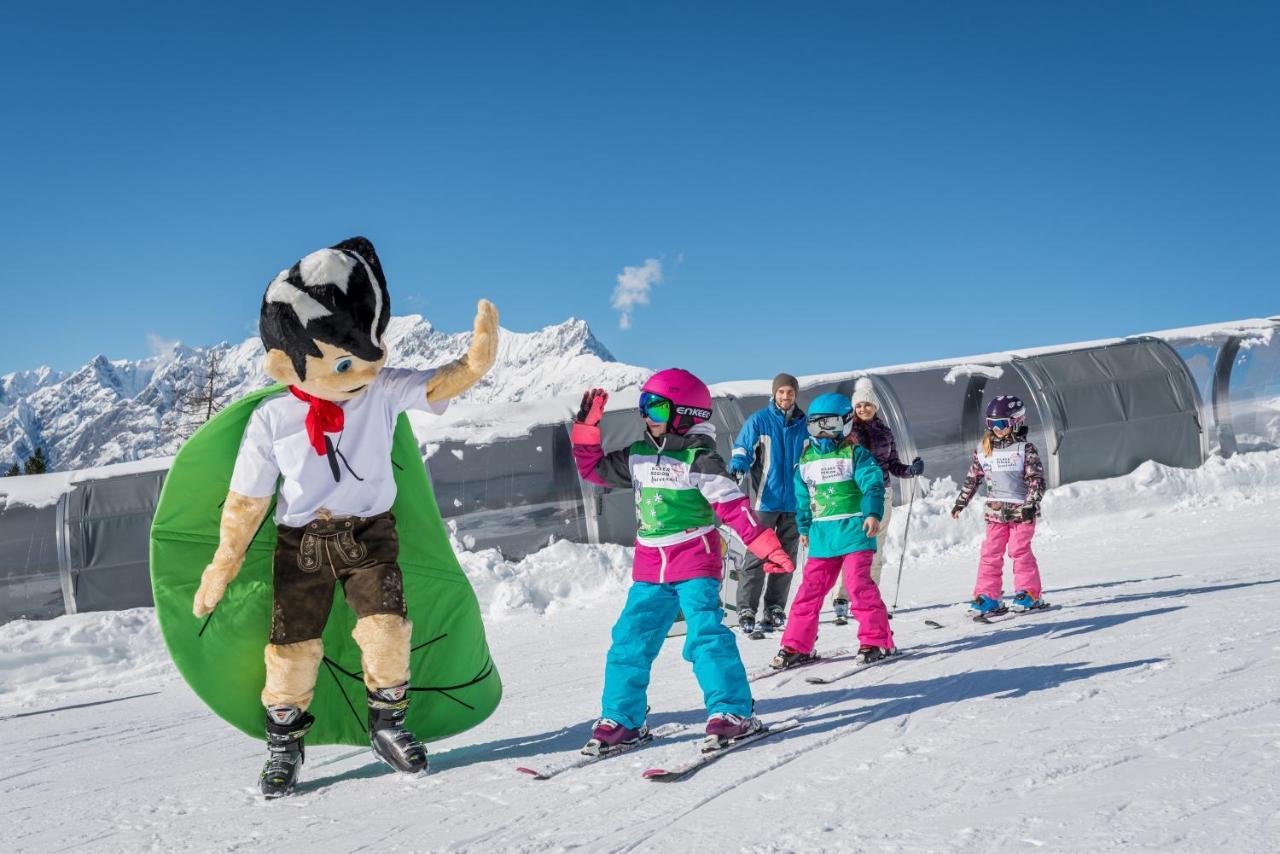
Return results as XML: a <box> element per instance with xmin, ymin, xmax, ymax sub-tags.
<box><xmin>807</xmin><ymin>413</ymin><xmax>848</xmax><ymax>436</ymax></box>
<box><xmin>986</xmin><ymin>417</ymin><xmax>1012</xmax><ymax>430</ymax></box>
<box><xmin>639</xmin><ymin>392</ymin><xmax>673</xmax><ymax>424</ymax></box>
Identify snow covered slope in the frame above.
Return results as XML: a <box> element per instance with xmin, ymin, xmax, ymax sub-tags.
<box><xmin>2</xmin><ymin>451</ymin><xmax>1277</xmax><ymax>852</ymax></box>
<box><xmin>0</xmin><ymin>316</ymin><xmax>649</xmax><ymax>472</ymax></box>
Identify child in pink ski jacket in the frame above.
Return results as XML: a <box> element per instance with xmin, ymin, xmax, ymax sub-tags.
<box><xmin>951</xmin><ymin>395</ymin><xmax>1048</xmax><ymax>617</ymax></box>
<box><xmin>571</xmin><ymin>369</ymin><xmax>795</xmax><ymax>754</ymax></box>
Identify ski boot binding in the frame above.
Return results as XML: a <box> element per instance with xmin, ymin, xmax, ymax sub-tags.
<box><xmin>368</xmin><ymin>683</ymin><xmax>428</xmax><ymax>774</ymax></box>
<box><xmin>1010</xmin><ymin>591</ymin><xmax>1049</xmax><ymax>613</ymax></box>
<box><xmin>260</xmin><ymin>705</ymin><xmax>314</xmax><ymax>799</ymax></box>
<box><xmin>702</xmin><ymin>712</ymin><xmax>763</xmax><ymax>751</ymax></box>
<box><xmin>855</xmin><ymin>645</ymin><xmax>890</xmax><ymax>665</ymax></box>
<box><xmin>581</xmin><ymin>718</ymin><xmax>649</xmax><ymax>756</ymax></box>
<box><xmin>737</xmin><ymin>609</ymin><xmax>756</xmax><ymax>635</ymax></box>
<box><xmin>968</xmin><ymin>594</ymin><xmax>1008</xmax><ymax>621</ymax></box>
<box><xmin>770</xmin><ymin>646</ymin><xmax>818</xmax><ymax>670</ymax></box>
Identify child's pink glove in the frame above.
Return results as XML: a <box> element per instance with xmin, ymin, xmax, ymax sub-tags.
<box><xmin>748</xmin><ymin>529</ymin><xmax>794</xmax><ymax>574</ymax></box>
<box><xmin>571</xmin><ymin>388</ymin><xmax>608</xmax><ymax>444</ymax></box>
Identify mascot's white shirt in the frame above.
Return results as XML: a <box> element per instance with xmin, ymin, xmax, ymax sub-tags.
<box><xmin>230</xmin><ymin>367</ymin><xmax>449</xmax><ymax>527</ymax></box>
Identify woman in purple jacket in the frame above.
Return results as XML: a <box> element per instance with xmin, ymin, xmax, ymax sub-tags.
<box><xmin>831</xmin><ymin>378</ymin><xmax>923</xmax><ymax>623</ymax></box>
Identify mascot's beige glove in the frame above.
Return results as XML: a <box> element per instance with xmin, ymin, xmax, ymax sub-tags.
<box><xmin>192</xmin><ymin>491</ymin><xmax>273</xmax><ymax>617</ymax></box>
<box><xmin>427</xmin><ymin>299</ymin><xmax>499</xmax><ymax>404</ymax></box>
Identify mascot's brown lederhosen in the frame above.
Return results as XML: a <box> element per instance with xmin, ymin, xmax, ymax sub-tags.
<box><xmin>190</xmin><ymin>236</ymin><xmax>499</xmax><ymax>797</ymax></box>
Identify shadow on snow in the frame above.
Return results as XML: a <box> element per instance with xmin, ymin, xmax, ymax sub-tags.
<box><xmin>299</xmin><ymin>579</ymin><xmax>1267</xmax><ymax>789</ymax></box>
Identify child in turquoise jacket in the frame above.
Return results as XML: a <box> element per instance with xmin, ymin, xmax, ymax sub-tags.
<box><xmin>773</xmin><ymin>393</ymin><xmax>893</xmax><ymax>669</ymax></box>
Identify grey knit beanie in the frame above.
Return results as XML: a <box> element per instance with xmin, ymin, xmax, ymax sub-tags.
<box><xmin>772</xmin><ymin>373</ymin><xmax>799</xmax><ymax>395</ymax></box>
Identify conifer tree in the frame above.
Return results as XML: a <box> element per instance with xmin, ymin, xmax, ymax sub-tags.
<box><xmin>22</xmin><ymin>447</ymin><xmax>48</xmax><ymax>475</ymax></box>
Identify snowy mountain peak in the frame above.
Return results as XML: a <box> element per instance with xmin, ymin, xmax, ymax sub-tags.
<box><xmin>0</xmin><ymin>315</ymin><xmax>648</xmax><ymax>471</ymax></box>
<box><xmin>1</xmin><ymin>366</ymin><xmax>66</xmax><ymax>405</ymax></box>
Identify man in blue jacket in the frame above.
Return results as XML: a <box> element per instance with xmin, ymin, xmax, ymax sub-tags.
<box><xmin>728</xmin><ymin>373</ymin><xmax>808</xmax><ymax>635</ymax></box>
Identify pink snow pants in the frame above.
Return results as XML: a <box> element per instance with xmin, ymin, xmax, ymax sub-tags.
<box><xmin>781</xmin><ymin>551</ymin><xmax>893</xmax><ymax>653</ymax></box>
<box><xmin>974</xmin><ymin>520</ymin><xmax>1042</xmax><ymax>600</ymax></box>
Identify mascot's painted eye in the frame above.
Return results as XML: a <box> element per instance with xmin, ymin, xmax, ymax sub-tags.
<box><xmin>335</xmin><ymin>358</ymin><xmax>353</xmax><ymax>374</ymax></box>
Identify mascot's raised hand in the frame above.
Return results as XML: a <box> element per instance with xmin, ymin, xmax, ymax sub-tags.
<box><xmin>426</xmin><ymin>299</ymin><xmax>500</xmax><ymax>403</ymax></box>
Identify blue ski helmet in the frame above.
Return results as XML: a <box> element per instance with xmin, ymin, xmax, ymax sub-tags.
<box><xmin>985</xmin><ymin>394</ymin><xmax>1027</xmax><ymax>431</ymax></box>
<box><xmin>806</xmin><ymin>392</ymin><xmax>854</xmax><ymax>439</ymax></box>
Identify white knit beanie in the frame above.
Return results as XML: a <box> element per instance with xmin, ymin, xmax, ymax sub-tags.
<box><xmin>851</xmin><ymin>377</ymin><xmax>880</xmax><ymax>410</ymax></box>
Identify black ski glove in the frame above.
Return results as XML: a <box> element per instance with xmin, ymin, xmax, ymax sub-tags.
<box><xmin>908</xmin><ymin>457</ymin><xmax>924</xmax><ymax>476</ymax></box>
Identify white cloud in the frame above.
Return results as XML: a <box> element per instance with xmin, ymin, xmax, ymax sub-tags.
<box><xmin>611</xmin><ymin>258</ymin><xmax>664</xmax><ymax>330</ymax></box>
<box><xmin>146</xmin><ymin>333</ymin><xmax>180</xmax><ymax>358</ymax></box>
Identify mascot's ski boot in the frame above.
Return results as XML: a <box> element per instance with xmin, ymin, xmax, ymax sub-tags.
<box><xmin>703</xmin><ymin>712</ymin><xmax>763</xmax><ymax>751</ymax></box>
<box><xmin>260</xmin><ymin>705</ymin><xmax>314</xmax><ymax>798</ymax></box>
<box><xmin>582</xmin><ymin>718</ymin><xmax>649</xmax><ymax>756</ymax></box>
<box><xmin>367</xmin><ymin>684</ymin><xmax>428</xmax><ymax>774</ymax></box>
<box><xmin>832</xmin><ymin>599</ymin><xmax>850</xmax><ymax>626</ymax></box>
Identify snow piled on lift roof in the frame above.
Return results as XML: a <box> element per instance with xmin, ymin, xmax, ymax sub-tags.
<box><xmin>1144</xmin><ymin>317</ymin><xmax>1275</xmax><ymax>348</ymax></box>
<box><xmin>711</xmin><ymin>315</ymin><xmax>1278</xmax><ymax>397</ymax></box>
<box><xmin>0</xmin><ymin>455</ymin><xmax>173</xmax><ymax>511</ymax></box>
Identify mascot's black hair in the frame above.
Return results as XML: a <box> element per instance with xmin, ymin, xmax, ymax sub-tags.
<box><xmin>259</xmin><ymin>236</ymin><xmax>392</xmax><ymax>380</ymax></box>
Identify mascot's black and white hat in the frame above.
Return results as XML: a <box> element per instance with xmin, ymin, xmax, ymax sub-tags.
<box><xmin>260</xmin><ymin>236</ymin><xmax>392</xmax><ymax>379</ymax></box>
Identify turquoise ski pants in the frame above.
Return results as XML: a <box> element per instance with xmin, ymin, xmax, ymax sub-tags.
<box><xmin>601</xmin><ymin>577</ymin><xmax>753</xmax><ymax>729</ymax></box>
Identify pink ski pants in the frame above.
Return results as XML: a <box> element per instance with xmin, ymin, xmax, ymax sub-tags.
<box><xmin>781</xmin><ymin>550</ymin><xmax>893</xmax><ymax>653</ymax></box>
<box><xmin>974</xmin><ymin>520</ymin><xmax>1042</xmax><ymax>600</ymax></box>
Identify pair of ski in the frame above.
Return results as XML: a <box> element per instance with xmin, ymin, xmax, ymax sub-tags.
<box><xmin>515</xmin><ymin>718</ymin><xmax>799</xmax><ymax>782</ymax></box>
<box><xmin>746</xmin><ymin>644</ymin><xmax>904</xmax><ymax>685</ymax></box>
<box><xmin>971</xmin><ymin>601</ymin><xmax>1055</xmax><ymax>624</ymax></box>
<box><xmin>517</xmin><ymin>645</ymin><xmax>905</xmax><ymax>781</ymax></box>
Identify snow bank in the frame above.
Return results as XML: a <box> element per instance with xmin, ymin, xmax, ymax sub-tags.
<box><xmin>878</xmin><ymin>476</ymin><xmax>989</xmax><ymax>564</ymax></box>
<box><xmin>451</xmin><ymin>535</ymin><xmax>633</xmax><ymax>619</ymax></box>
<box><xmin>0</xmin><ymin>609</ymin><xmax>172</xmax><ymax>709</ymax></box>
<box><xmin>879</xmin><ymin>448</ymin><xmax>1280</xmax><ymax>564</ymax></box>
<box><xmin>1041</xmin><ymin>448</ymin><xmax>1280</xmax><ymax>530</ymax></box>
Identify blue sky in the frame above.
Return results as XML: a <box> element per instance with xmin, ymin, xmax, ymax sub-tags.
<box><xmin>2</xmin><ymin>2</ymin><xmax>1277</xmax><ymax>383</ymax></box>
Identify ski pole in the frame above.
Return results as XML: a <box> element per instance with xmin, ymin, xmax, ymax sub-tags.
<box><xmin>890</xmin><ymin>479</ymin><xmax>919</xmax><ymax>615</ymax></box>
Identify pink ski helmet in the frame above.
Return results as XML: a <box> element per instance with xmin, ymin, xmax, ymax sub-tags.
<box><xmin>639</xmin><ymin>368</ymin><xmax>713</xmax><ymax>435</ymax></box>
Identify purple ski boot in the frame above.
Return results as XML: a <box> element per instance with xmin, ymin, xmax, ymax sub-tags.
<box><xmin>581</xmin><ymin>718</ymin><xmax>649</xmax><ymax>756</ymax></box>
<box><xmin>703</xmin><ymin>712</ymin><xmax>764</xmax><ymax>750</ymax></box>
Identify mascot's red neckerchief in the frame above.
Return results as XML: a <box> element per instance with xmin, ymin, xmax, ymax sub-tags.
<box><xmin>288</xmin><ymin>386</ymin><xmax>344</xmax><ymax>455</ymax></box>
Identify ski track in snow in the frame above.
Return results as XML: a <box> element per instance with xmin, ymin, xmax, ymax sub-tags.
<box><xmin>2</xmin><ymin>457</ymin><xmax>1280</xmax><ymax>852</ymax></box>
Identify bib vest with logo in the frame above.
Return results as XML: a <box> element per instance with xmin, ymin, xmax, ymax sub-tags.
<box><xmin>797</xmin><ymin>443</ymin><xmax>865</xmax><ymax>521</ymax></box>
<box><xmin>978</xmin><ymin>442</ymin><xmax>1029</xmax><ymax>503</ymax></box>
<box><xmin>627</xmin><ymin>441</ymin><xmax>716</xmax><ymax>542</ymax></box>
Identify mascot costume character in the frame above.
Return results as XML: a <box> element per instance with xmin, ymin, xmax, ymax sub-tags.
<box><xmin>150</xmin><ymin>236</ymin><xmax>502</xmax><ymax>797</ymax></box>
